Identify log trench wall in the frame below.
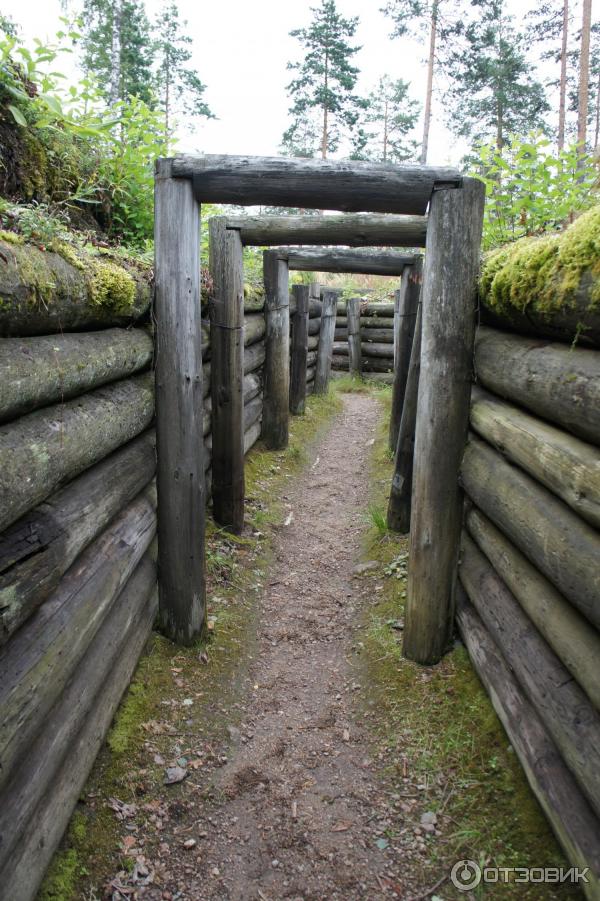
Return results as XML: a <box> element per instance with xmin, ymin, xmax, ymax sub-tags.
<box><xmin>455</xmin><ymin>325</ymin><xmax>600</xmax><ymax>898</ymax></box>
<box><xmin>0</xmin><ymin>247</ymin><xmax>283</xmax><ymax>900</ymax></box>
<box><xmin>331</xmin><ymin>295</ymin><xmax>396</xmax><ymax>379</ymax></box>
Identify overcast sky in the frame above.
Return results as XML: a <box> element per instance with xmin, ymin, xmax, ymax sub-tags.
<box><xmin>3</xmin><ymin>0</ymin><xmax>558</xmax><ymax>166</ymax></box>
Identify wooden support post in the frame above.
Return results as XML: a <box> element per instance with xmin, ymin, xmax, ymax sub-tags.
<box><xmin>389</xmin><ymin>258</ymin><xmax>422</xmax><ymax>450</ymax></box>
<box><xmin>290</xmin><ymin>284</ymin><xmax>309</xmax><ymax>415</ymax></box>
<box><xmin>154</xmin><ymin>159</ymin><xmax>205</xmax><ymax>644</ymax></box>
<box><xmin>262</xmin><ymin>250</ymin><xmax>290</xmax><ymax>448</ymax></box>
<box><xmin>346</xmin><ymin>297</ymin><xmax>362</xmax><ymax>376</ymax></box>
<box><xmin>209</xmin><ymin>218</ymin><xmax>245</xmax><ymax>534</ymax></box>
<box><xmin>314</xmin><ymin>290</ymin><xmax>338</xmax><ymax>394</ymax></box>
<box><xmin>403</xmin><ymin>177</ymin><xmax>485</xmax><ymax>665</ymax></box>
<box><xmin>387</xmin><ymin>303</ymin><xmax>422</xmax><ymax>533</ymax></box>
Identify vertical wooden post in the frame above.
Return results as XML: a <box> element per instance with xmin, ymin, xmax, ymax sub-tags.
<box><xmin>209</xmin><ymin>218</ymin><xmax>245</xmax><ymax>534</ymax></box>
<box><xmin>314</xmin><ymin>290</ymin><xmax>337</xmax><ymax>394</ymax></box>
<box><xmin>309</xmin><ymin>281</ymin><xmax>321</xmax><ymax>312</ymax></box>
<box><xmin>346</xmin><ymin>297</ymin><xmax>362</xmax><ymax>376</ymax></box>
<box><xmin>154</xmin><ymin>159</ymin><xmax>205</xmax><ymax>644</ymax></box>
<box><xmin>263</xmin><ymin>251</ymin><xmax>290</xmax><ymax>449</ymax></box>
<box><xmin>389</xmin><ymin>258</ymin><xmax>422</xmax><ymax>451</ymax></box>
<box><xmin>289</xmin><ymin>284</ymin><xmax>309</xmax><ymax>415</ymax></box>
<box><xmin>387</xmin><ymin>303</ymin><xmax>422</xmax><ymax>533</ymax></box>
<box><xmin>404</xmin><ymin>178</ymin><xmax>485</xmax><ymax>665</ymax></box>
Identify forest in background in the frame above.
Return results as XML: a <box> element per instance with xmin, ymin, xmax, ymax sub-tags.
<box><xmin>0</xmin><ymin>0</ymin><xmax>598</xmax><ymax>274</ymax></box>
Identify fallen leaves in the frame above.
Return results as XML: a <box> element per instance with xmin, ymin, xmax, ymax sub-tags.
<box><xmin>108</xmin><ymin>797</ymin><xmax>137</xmax><ymax>820</ymax></box>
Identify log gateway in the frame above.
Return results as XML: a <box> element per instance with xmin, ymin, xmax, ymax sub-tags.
<box><xmin>154</xmin><ymin>153</ymin><xmax>483</xmax><ymax>673</ymax></box>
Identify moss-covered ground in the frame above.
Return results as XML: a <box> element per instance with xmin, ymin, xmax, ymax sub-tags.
<box><xmin>353</xmin><ymin>386</ymin><xmax>580</xmax><ymax>899</ymax></box>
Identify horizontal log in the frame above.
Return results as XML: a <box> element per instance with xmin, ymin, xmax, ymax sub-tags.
<box><xmin>0</xmin><ymin>485</ymin><xmax>156</xmax><ymax>793</ymax></box>
<box><xmin>355</xmin><ymin>342</ymin><xmax>393</xmax><ymax>358</ymax></box>
<box><xmin>290</xmin><ymin>297</ymin><xmax>321</xmax><ymax>318</ymax></box>
<box><xmin>244</xmin><ymin>340</ymin><xmax>266</xmax><ymax>374</ymax></box>
<box><xmin>244</xmin><ymin>312</ymin><xmax>266</xmax><ymax>346</ymax></box>
<box><xmin>280</xmin><ymin>248</ymin><xmax>417</xmax><ymax>275</ymax></box>
<box><xmin>306</xmin><ymin>365</ymin><xmax>315</xmax><ymax>382</ymax></box>
<box><xmin>0</xmin><ymin>329</ymin><xmax>153</xmax><ymax>424</ymax></box>
<box><xmin>332</xmin><ymin>342</ymin><xmax>348</xmax><ymax>356</ymax></box>
<box><xmin>0</xmin><ymin>240</ymin><xmax>152</xmax><ymax>337</ymax></box>
<box><xmin>466</xmin><ymin>505</ymin><xmax>600</xmax><ymax>710</ymax></box>
<box><xmin>461</xmin><ymin>436</ymin><xmax>600</xmax><ymax>629</ymax></box>
<box><xmin>1</xmin><ymin>557</ymin><xmax>158</xmax><ymax>901</ymax></box>
<box><xmin>306</xmin><ymin>351</ymin><xmax>317</xmax><ymax>367</ymax></box>
<box><xmin>225</xmin><ymin>213</ymin><xmax>428</xmax><ymax>247</ymax></box>
<box><xmin>361</xmin><ymin>328</ymin><xmax>394</xmax><ymax>344</ymax></box>
<box><xmin>173</xmin><ymin>154</ymin><xmax>461</xmax><ymax>215</ymax></box>
<box><xmin>202</xmin><ymin>361</ymin><xmax>211</xmax><ymax>398</ymax></box>
<box><xmin>361</xmin><ymin>356</ymin><xmax>394</xmax><ymax>372</ymax></box>
<box><xmin>244</xmin><ymin>395</ymin><xmax>263</xmax><ymax>433</ymax></box>
<box><xmin>0</xmin><ymin>431</ymin><xmax>156</xmax><ymax>643</ymax></box>
<box><xmin>475</xmin><ymin>327</ymin><xmax>600</xmax><ymax>446</ymax></box>
<box><xmin>460</xmin><ymin>531</ymin><xmax>600</xmax><ymax>818</ymax></box>
<box><xmin>308</xmin><ymin>334</ymin><xmax>319</xmax><ymax>351</ymax></box>
<box><xmin>244</xmin><ymin>420</ymin><xmax>261</xmax><ymax>455</ymax></box>
<box><xmin>456</xmin><ymin>589</ymin><xmax>600</xmax><ymax>899</ymax></box>
<box><xmin>363</xmin><ymin>302</ymin><xmax>395</xmax><ymax>317</ymax></box>
<box><xmin>0</xmin><ymin>373</ymin><xmax>154</xmax><ymax>534</ymax></box>
<box><xmin>308</xmin><ymin>317</ymin><xmax>321</xmax><ymax>336</ymax></box>
<box><xmin>335</xmin><ymin>316</ymin><xmax>348</xmax><ymax>328</ymax></box>
<box><xmin>361</xmin><ymin>315</ymin><xmax>395</xmax><ymax>327</ymax></box>
<box><xmin>471</xmin><ymin>387</ymin><xmax>600</xmax><ymax>529</ymax></box>
<box><xmin>0</xmin><ymin>546</ymin><xmax>157</xmax><ymax>879</ymax></box>
<box><xmin>334</xmin><ymin>328</ymin><xmax>348</xmax><ymax>341</ymax></box>
<box><xmin>331</xmin><ymin>355</ymin><xmax>349</xmax><ymax>370</ymax></box>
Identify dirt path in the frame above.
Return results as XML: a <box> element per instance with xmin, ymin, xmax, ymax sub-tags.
<box><xmin>183</xmin><ymin>392</ymin><xmax>405</xmax><ymax>900</ymax></box>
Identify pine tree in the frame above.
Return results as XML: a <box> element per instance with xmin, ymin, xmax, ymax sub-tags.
<box><xmin>577</xmin><ymin>0</ymin><xmax>593</xmax><ymax>150</ymax></box>
<box><xmin>526</xmin><ymin>0</ymin><xmax>571</xmax><ymax>150</ymax></box>
<box><xmin>282</xmin><ymin>0</ymin><xmax>362</xmax><ymax>159</ymax></box>
<box><xmin>442</xmin><ymin>0</ymin><xmax>549</xmax><ymax>153</ymax></box>
<box><xmin>81</xmin><ymin>0</ymin><xmax>154</xmax><ymax>104</ymax></box>
<box><xmin>352</xmin><ymin>76</ymin><xmax>419</xmax><ymax>162</ymax></box>
<box><xmin>153</xmin><ymin>1</ymin><xmax>214</xmax><ymax>148</ymax></box>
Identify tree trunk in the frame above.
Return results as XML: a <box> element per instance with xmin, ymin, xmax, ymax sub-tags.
<box><xmin>346</xmin><ymin>297</ymin><xmax>362</xmax><ymax>376</ymax></box>
<box><xmin>109</xmin><ymin>0</ymin><xmax>123</xmax><ymax>106</ymax></box>
<box><xmin>558</xmin><ymin>0</ymin><xmax>569</xmax><ymax>151</ymax></box>
<box><xmin>578</xmin><ymin>0</ymin><xmax>593</xmax><ymax>152</ymax></box>
<box><xmin>420</xmin><ymin>0</ymin><xmax>438</xmax><ymax>164</ymax></box>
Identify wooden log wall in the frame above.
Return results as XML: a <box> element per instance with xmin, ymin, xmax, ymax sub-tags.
<box><xmin>456</xmin><ymin>322</ymin><xmax>600</xmax><ymax>896</ymax></box>
<box><xmin>331</xmin><ymin>293</ymin><xmax>397</xmax><ymax>377</ymax></box>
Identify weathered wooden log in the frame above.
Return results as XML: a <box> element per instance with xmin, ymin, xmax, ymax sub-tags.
<box><xmin>244</xmin><ymin>340</ymin><xmax>266</xmax><ymax>374</ymax></box>
<box><xmin>0</xmin><ymin>545</ymin><xmax>157</xmax><ymax>880</ymax></box>
<box><xmin>387</xmin><ymin>305</ymin><xmax>422</xmax><ymax>533</ymax></box>
<box><xmin>361</xmin><ymin>357</ymin><xmax>394</xmax><ymax>373</ymax></box>
<box><xmin>244</xmin><ymin>312</ymin><xmax>266</xmax><ymax>346</ymax></box>
<box><xmin>470</xmin><ymin>387</ymin><xmax>600</xmax><ymax>529</ymax></box>
<box><xmin>173</xmin><ymin>153</ymin><xmax>461</xmax><ymax>215</ymax></box>
<box><xmin>0</xmin><ymin>484</ymin><xmax>156</xmax><ymax>793</ymax></box>
<box><xmin>209</xmin><ymin>217</ymin><xmax>245</xmax><ymax>534</ymax></box>
<box><xmin>347</xmin><ymin>297</ymin><xmax>362</xmax><ymax>376</ymax></box>
<box><xmin>281</xmin><ymin>248</ymin><xmax>417</xmax><ymax>275</ymax></box>
<box><xmin>354</xmin><ymin>342</ymin><xmax>393</xmax><ymax>358</ymax></box>
<box><xmin>333</xmin><ymin>342</ymin><xmax>349</xmax><ymax>356</ymax></box>
<box><xmin>306</xmin><ymin>350</ymin><xmax>317</xmax><ymax>367</ymax></box>
<box><xmin>460</xmin><ymin>532</ymin><xmax>600</xmax><ymax>819</ymax></box>
<box><xmin>466</xmin><ymin>505</ymin><xmax>600</xmax><ymax>711</ymax></box>
<box><xmin>290</xmin><ymin>284</ymin><xmax>309</xmax><ymax>416</ymax></box>
<box><xmin>224</xmin><ymin>212</ymin><xmax>428</xmax><ymax>247</ymax></box>
<box><xmin>0</xmin><ymin>373</ymin><xmax>154</xmax><ymax>534</ymax></box>
<box><xmin>0</xmin><ymin>556</ymin><xmax>158</xmax><ymax>901</ymax></box>
<box><xmin>244</xmin><ymin>420</ymin><xmax>261</xmax><ymax>455</ymax></box>
<box><xmin>0</xmin><ymin>431</ymin><xmax>155</xmax><ymax>644</ymax></box>
<box><xmin>461</xmin><ymin>436</ymin><xmax>600</xmax><ymax>630</ymax></box>
<box><xmin>361</xmin><ymin>315</ymin><xmax>394</xmax><ymax>327</ymax></box>
<box><xmin>363</xmin><ymin>302</ymin><xmax>395</xmax><ymax>317</ymax></box>
<box><xmin>244</xmin><ymin>395</ymin><xmax>263</xmax><ymax>433</ymax></box>
<box><xmin>314</xmin><ymin>291</ymin><xmax>337</xmax><ymax>394</ymax></box>
<box><xmin>289</xmin><ymin>295</ymin><xmax>321</xmax><ymax>317</ymax></box>
<box><xmin>335</xmin><ymin>328</ymin><xmax>348</xmax><ymax>341</ymax></box>
<box><xmin>335</xmin><ymin>316</ymin><xmax>348</xmax><ymax>328</ymax></box>
<box><xmin>308</xmin><ymin>317</ymin><xmax>321</xmax><ymax>336</ymax></box>
<box><xmin>456</xmin><ymin>588</ymin><xmax>600</xmax><ymax>900</ymax></box>
<box><xmin>243</xmin><ymin>371</ymin><xmax>262</xmax><ymax>404</ymax></box>
<box><xmin>362</xmin><ymin>328</ymin><xmax>394</xmax><ymax>343</ymax></box>
<box><xmin>306</xmin><ymin>365</ymin><xmax>316</xmax><ymax>383</ymax></box>
<box><xmin>474</xmin><ymin>327</ymin><xmax>600</xmax><ymax>446</ymax></box>
<box><xmin>0</xmin><ymin>329</ymin><xmax>153</xmax><ymax>424</ymax></box>
<box><xmin>405</xmin><ymin>177</ymin><xmax>485</xmax><ymax>665</ymax></box>
<box><xmin>202</xmin><ymin>361</ymin><xmax>211</xmax><ymax>397</ymax></box>
<box><xmin>308</xmin><ymin>334</ymin><xmax>319</xmax><ymax>351</ymax></box>
<box><xmin>0</xmin><ymin>239</ymin><xmax>152</xmax><ymax>337</ymax></box>
<box><xmin>331</xmin><ymin>354</ymin><xmax>350</xmax><ymax>370</ymax></box>
<box><xmin>155</xmin><ymin>160</ymin><xmax>205</xmax><ymax>644</ymax></box>
<box><xmin>262</xmin><ymin>251</ymin><xmax>289</xmax><ymax>450</ymax></box>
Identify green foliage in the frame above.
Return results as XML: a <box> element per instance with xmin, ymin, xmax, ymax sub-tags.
<box><xmin>472</xmin><ymin>133</ymin><xmax>598</xmax><ymax>249</ymax></box>
<box><xmin>282</xmin><ymin>0</ymin><xmax>363</xmax><ymax>158</ymax></box>
<box><xmin>352</xmin><ymin>75</ymin><xmax>419</xmax><ymax>162</ymax></box>
<box><xmin>480</xmin><ymin>205</ymin><xmax>600</xmax><ymax>318</ymax></box>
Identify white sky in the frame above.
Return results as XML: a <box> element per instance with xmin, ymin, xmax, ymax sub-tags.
<box><xmin>1</xmin><ymin>0</ymin><xmax>568</xmax><ymax>166</ymax></box>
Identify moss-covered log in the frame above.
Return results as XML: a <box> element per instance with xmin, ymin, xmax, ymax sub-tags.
<box><xmin>460</xmin><ymin>532</ymin><xmax>600</xmax><ymax>818</ymax></box>
<box><xmin>0</xmin><ymin>431</ymin><xmax>156</xmax><ymax>643</ymax></box>
<box><xmin>0</xmin><ymin>239</ymin><xmax>152</xmax><ymax>336</ymax></box>
<box><xmin>0</xmin><ymin>546</ymin><xmax>157</xmax><ymax>882</ymax></box>
<box><xmin>0</xmin><ymin>328</ymin><xmax>153</xmax><ymax>424</ymax></box>
<box><xmin>479</xmin><ymin>208</ymin><xmax>600</xmax><ymax>347</ymax></box>
<box><xmin>466</xmin><ymin>506</ymin><xmax>600</xmax><ymax>710</ymax></box>
<box><xmin>475</xmin><ymin>327</ymin><xmax>600</xmax><ymax>446</ymax></box>
<box><xmin>0</xmin><ymin>553</ymin><xmax>158</xmax><ymax>901</ymax></box>
<box><xmin>456</xmin><ymin>589</ymin><xmax>600</xmax><ymax>900</ymax></box>
<box><xmin>0</xmin><ymin>484</ymin><xmax>156</xmax><ymax>794</ymax></box>
<box><xmin>0</xmin><ymin>373</ymin><xmax>154</xmax><ymax>533</ymax></box>
<box><xmin>470</xmin><ymin>387</ymin><xmax>600</xmax><ymax>529</ymax></box>
<box><xmin>461</xmin><ymin>436</ymin><xmax>600</xmax><ymax>629</ymax></box>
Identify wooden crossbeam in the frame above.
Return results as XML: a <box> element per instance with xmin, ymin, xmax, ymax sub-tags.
<box><xmin>224</xmin><ymin>213</ymin><xmax>428</xmax><ymax>248</ymax></box>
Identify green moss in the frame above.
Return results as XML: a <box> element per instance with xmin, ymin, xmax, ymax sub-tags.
<box><xmin>88</xmin><ymin>260</ymin><xmax>136</xmax><ymax>312</ymax></box>
<box><xmin>0</xmin><ymin>229</ymin><xmax>23</xmax><ymax>244</ymax></box>
<box><xmin>481</xmin><ymin>206</ymin><xmax>600</xmax><ymax>318</ymax></box>
<box><xmin>50</xmin><ymin>241</ymin><xmax>86</xmax><ymax>271</ymax></box>
<box><xmin>38</xmin><ymin>813</ymin><xmax>89</xmax><ymax>901</ymax></box>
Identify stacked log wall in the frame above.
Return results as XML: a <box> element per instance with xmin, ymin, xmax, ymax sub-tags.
<box><xmin>330</xmin><ymin>294</ymin><xmax>396</xmax><ymax>376</ymax></box>
<box><xmin>456</xmin><ymin>324</ymin><xmax>600</xmax><ymax>897</ymax></box>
